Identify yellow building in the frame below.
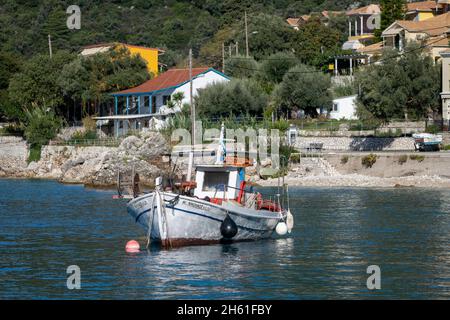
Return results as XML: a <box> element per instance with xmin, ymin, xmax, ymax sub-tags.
<box><xmin>80</xmin><ymin>43</ymin><xmax>164</xmax><ymax>76</ymax></box>
<box><xmin>405</xmin><ymin>1</ymin><xmax>446</xmax><ymax>22</ymax></box>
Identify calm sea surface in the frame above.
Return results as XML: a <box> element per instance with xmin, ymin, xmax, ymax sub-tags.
<box><xmin>0</xmin><ymin>179</ymin><xmax>449</xmax><ymax>299</ymax></box>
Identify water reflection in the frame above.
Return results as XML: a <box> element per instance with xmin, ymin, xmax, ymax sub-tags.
<box><xmin>0</xmin><ymin>180</ymin><xmax>449</xmax><ymax>299</ymax></box>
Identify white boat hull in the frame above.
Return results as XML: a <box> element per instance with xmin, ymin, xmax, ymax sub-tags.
<box><xmin>127</xmin><ymin>192</ymin><xmax>285</xmax><ymax>247</ymax></box>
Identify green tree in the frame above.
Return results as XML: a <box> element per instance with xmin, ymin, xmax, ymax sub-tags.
<box><xmin>375</xmin><ymin>0</ymin><xmax>407</xmax><ymax>38</ymax></box>
<box><xmin>0</xmin><ymin>51</ymin><xmax>22</xmax><ymax>121</ymax></box>
<box><xmin>8</xmin><ymin>51</ymin><xmax>76</xmax><ymax>112</ymax></box>
<box><xmin>42</xmin><ymin>6</ymin><xmax>72</xmax><ymax>51</ymax></box>
<box><xmin>291</xmin><ymin>17</ymin><xmax>343</xmax><ymax>66</ymax></box>
<box><xmin>327</xmin><ymin>12</ymin><xmax>349</xmax><ymax>44</ymax></box>
<box><xmin>196</xmin><ymin>78</ymin><xmax>268</xmax><ymax>117</ymax></box>
<box><xmin>356</xmin><ymin>45</ymin><xmax>441</xmax><ymax>121</ymax></box>
<box><xmin>235</xmin><ymin>13</ymin><xmax>297</xmax><ymax>60</ymax></box>
<box><xmin>58</xmin><ymin>46</ymin><xmax>150</xmax><ymax>117</ymax></box>
<box><xmin>224</xmin><ymin>55</ymin><xmax>258</xmax><ymax>78</ymax></box>
<box><xmin>257</xmin><ymin>52</ymin><xmax>300</xmax><ymax>85</ymax></box>
<box><xmin>273</xmin><ymin>64</ymin><xmax>332</xmax><ymax>117</ymax></box>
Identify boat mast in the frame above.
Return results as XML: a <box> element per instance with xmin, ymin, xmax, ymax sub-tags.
<box><xmin>215</xmin><ymin>123</ymin><xmax>226</xmax><ymax>165</ymax></box>
<box><xmin>187</xmin><ymin>48</ymin><xmax>194</xmax><ymax>181</ymax></box>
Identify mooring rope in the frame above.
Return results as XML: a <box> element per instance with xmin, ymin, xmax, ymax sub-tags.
<box><xmin>158</xmin><ymin>190</ymin><xmax>173</xmax><ymax>248</ymax></box>
<box><xmin>146</xmin><ymin>193</ymin><xmax>156</xmax><ymax>248</ymax></box>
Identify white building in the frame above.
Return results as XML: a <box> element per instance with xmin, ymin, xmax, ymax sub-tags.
<box><xmin>97</xmin><ymin>67</ymin><xmax>230</xmax><ymax>136</ymax></box>
<box><xmin>329</xmin><ymin>95</ymin><xmax>358</xmax><ymax>120</ymax></box>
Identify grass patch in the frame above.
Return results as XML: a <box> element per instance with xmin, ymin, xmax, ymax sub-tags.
<box><xmin>443</xmin><ymin>145</ymin><xmax>450</xmax><ymax>151</ymax></box>
<box><xmin>290</xmin><ymin>153</ymin><xmax>301</xmax><ymax>164</ymax></box>
<box><xmin>425</xmin><ymin>124</ymin><xmax>441</xmax><ymax>134</ymax></box>
<box><xmin>409</xmin><ymin>155</ymin><xmax>425</xmax><ymax>162</ymax></box>
<box><xmin>374</xmin><ymin>128</ymin><xmax>404</xmax><ymax>138</ymax></box>
<box><xmin>28</xmin><ymin>145</ymin><xmax>42</xmax><ymax>163</ymax></box>
<box><xmin>0</xmin><ymin>124</ymin><xmax>24</xmax><ymax>136</ymax></box>
<box><xmin>398</xmin><ymin>155</ymin><xmax>408</xmax><ymax>165</ymax></box>
<box><xmin>362</xmin><ymin>153</ymin><xmax>377</xmax><ymax>168</ymax></box>
<box><xmin>70</xmin><ymin>130</ymin><xmax>97</xmax><ymax>141</ymax></box>
<box><xmin>340</xmin><ymin>155</ymin><xmax>349</xmax><ymax>165</ymax></box>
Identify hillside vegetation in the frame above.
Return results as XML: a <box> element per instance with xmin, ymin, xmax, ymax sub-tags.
<box><xmin>0</xmin><ymin>0</ymin><xmax>373</xmax><ymax>66</ymax></box>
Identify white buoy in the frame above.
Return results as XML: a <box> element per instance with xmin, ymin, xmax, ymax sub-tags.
<box><xmin>286</xmin><ymin>209</ymin><xmax>294</xmax><ymax>233</ymax></box>
<box><xmin>276</xmin><ymin>222</ymin><xmax>288</xmax><ymax>236</ymax></box>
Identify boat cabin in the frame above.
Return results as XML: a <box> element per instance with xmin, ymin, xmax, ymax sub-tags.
<box><xmin>193</xmin><ymin>165</ymin><xmax>245</xmax><ymax>200</ymax></box>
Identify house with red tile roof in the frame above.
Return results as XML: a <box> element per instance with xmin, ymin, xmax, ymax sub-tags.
<box><xmin>382</xmin><ymin>11</ymin><xmax>450</xmax><ymax>61</ymax></box>
<box><xmin>97</xmin><ymin>67</ymin><xmax>229</xmax><ymax>136</ymax></box>
<box><xmin>405</xmin><ymin>1</ymin><xmax>445</xmax><ymax>21</ymax></box>
<box><xmin>286</xmin><ymin>11</ymin><xmax>344</xmax><ymax>30</ymax></box>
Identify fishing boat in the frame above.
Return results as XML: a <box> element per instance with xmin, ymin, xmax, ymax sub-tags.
<box><xmin>413</xmin><ymin>133</ymin><xmax>443</xmax><ymax>152</ymax></box>
<box><xmin>118</xmin><ymin>124</ymin><xmax>294</xmax><ymax>248</ymax></box>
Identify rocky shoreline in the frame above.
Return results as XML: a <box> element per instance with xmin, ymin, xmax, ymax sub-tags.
<box><xmin>258</xmin><ymin>174</ymin><xmax>450</xmax><ymax>188</ymax></box>
<box><xmin>0</xmin><ymin>131</ymin><xmax>171</xmax><ymax>187</ymax></box>
<box><xmin>2</xmin><ymin>132</ymin><xmax>450</xmax><ymax>189</ymax></box>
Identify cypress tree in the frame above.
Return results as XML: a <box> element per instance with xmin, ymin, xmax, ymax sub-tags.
<box><xmin>380</xmin><ymin>0</ymin><xmax>407</xmax><ymax>31</ymax></box>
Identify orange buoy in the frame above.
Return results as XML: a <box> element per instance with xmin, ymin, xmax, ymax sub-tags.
<box><xmin>125</xmin><ymin>240</ymin><xmax>140</xmax><ymax>253</ymax></box>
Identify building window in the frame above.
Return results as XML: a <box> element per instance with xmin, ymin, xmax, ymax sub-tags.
<box><xmin>332</xmin><ymin>103</ymin><xmax>339</xmax><ymax>112</ymax></box>
<box><xmin>202</xmin><ymin>172</ymin><xmax>229</xmax><ymax>192</ymax></box>
<box><xmin>163</xmin><ymin>95</ymin><xmax>171</xmax><ymax>106</ymax></box>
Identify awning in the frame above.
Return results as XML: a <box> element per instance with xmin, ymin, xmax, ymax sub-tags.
<box><xmin>93</xmin><ymin>114</ymin><xmax>157</xmax><ymax>121</ymax></box>
<box><xmin>342</xmin><ymin>40</ymin><xmax>364</xmax><ymax>50</ymax></box>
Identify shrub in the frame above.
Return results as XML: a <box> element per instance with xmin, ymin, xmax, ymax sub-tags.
<box><xmin>279</xmin><ymin>144</ymin><xmax>294</xmax><ymax>168</ymax></box>
<box><xmin>82</xmin><ymin>116</ymin><xmax>97</xmax><ymax>133</ymax></box>
<box><xmin>410</xmin><ymin>155</ymin><xmax>425</xmax><ymax>162</ymax></box>
<box><xmin>290</xmin><ymin>153</ymin><xmax>301</xmax><ymax>164</ymax></box>
<box><xmin>0</xmin><ymin>124</ymin><xmax>24</xmax><ymax>136</ymax></box>
<box><xmin>28</xmin><ymin>145</ymin><xmax>42</xmax><ymax>163</ymax></box>
<box><xmin>341</xmin><ymin>155</ymin><xmax>349</xmax><ymax>165</ymax></box>
<box><xmin>425</xmin><ymin>124</ymin><xmax>440</xmax><ymax>134</ymax></box>
<box><xmin>73</xmin><ymin>130</ymin><xmax>97</xmax><ymax>140</ymax></box>
<box><xmin>443</xmin><ymin>145</ymin><xmax>450</xmax><ymax>151</ymax></box>
<box><xmin>270</xmin><ymin>118</ymin><xmax>290</xmax><ymax>132</ymax></box>
<box><xmin>398</xmin><ymin>155</ymin><xmax>407</xmax><ymax>165</ymax></box>
<box><xmin>24</xmin><ymin>107</ymin><xmax>63</xmax><ymax>148</ymax></box>
<box><xmin>362</xmin><ymin>153</ymin><xmax>377</xmax><ymax>168</ymax></box>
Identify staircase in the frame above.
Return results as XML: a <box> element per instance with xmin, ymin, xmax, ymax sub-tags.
<box><xmin>291</xmin><ymin>157</ymin><xmax>339</xmax><ymax>177</ymax></box>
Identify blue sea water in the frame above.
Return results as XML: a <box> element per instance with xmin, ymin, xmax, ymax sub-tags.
<box><xmin>0</xmin><ymin>179</ymin><xmax>449</xmax><ymax>299</ymax></box>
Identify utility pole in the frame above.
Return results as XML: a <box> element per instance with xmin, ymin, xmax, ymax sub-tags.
<box><xmin>187</xmin><ymin>48</ymin><xmax>194</xmax><ymax>181</ymax></box>
<box><xmin>222</xmin><ymin>42</ymin><xmax>225</xmax><ymax>73</ymax></box>
<box><xmin>235</xmin><ymin>41</ymin><xmax>239</xmax><ymax>56</ymax></box>
<box><xmin>245</xmin><ymin>11</ymin><xmax>249</xmax><ymax>58</ymax></box>
<box><xmin>48</xmin><ymin>34</ymin><xmax>53</xmax><ymax>58</ymax></box>
<box><xmin>229</xmin><ymin>44</ymin><xmax>232</xmax><ymax>57</ymax></box>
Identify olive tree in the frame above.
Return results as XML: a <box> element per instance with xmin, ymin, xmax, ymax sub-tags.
<box><xmin>273</xmin><ymin>64</ymin><xmax>333</xmax><ymax>117</ymax></box>
<box><xmin>196</xmin><ymin>78</ymin><xmax>268</xmax><ymax>118</ymax></box>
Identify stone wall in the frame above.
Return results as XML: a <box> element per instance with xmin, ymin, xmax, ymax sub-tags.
<box><xmin>294</xmin><ymin>136</ymin><xmax>415</xmax><ymax>151</ymax></box>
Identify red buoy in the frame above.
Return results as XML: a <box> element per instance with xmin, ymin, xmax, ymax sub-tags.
<box><xmin>125</xmin><ymin>240</ymin><xmax>140</xmax><ymax>253</ymax></box>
